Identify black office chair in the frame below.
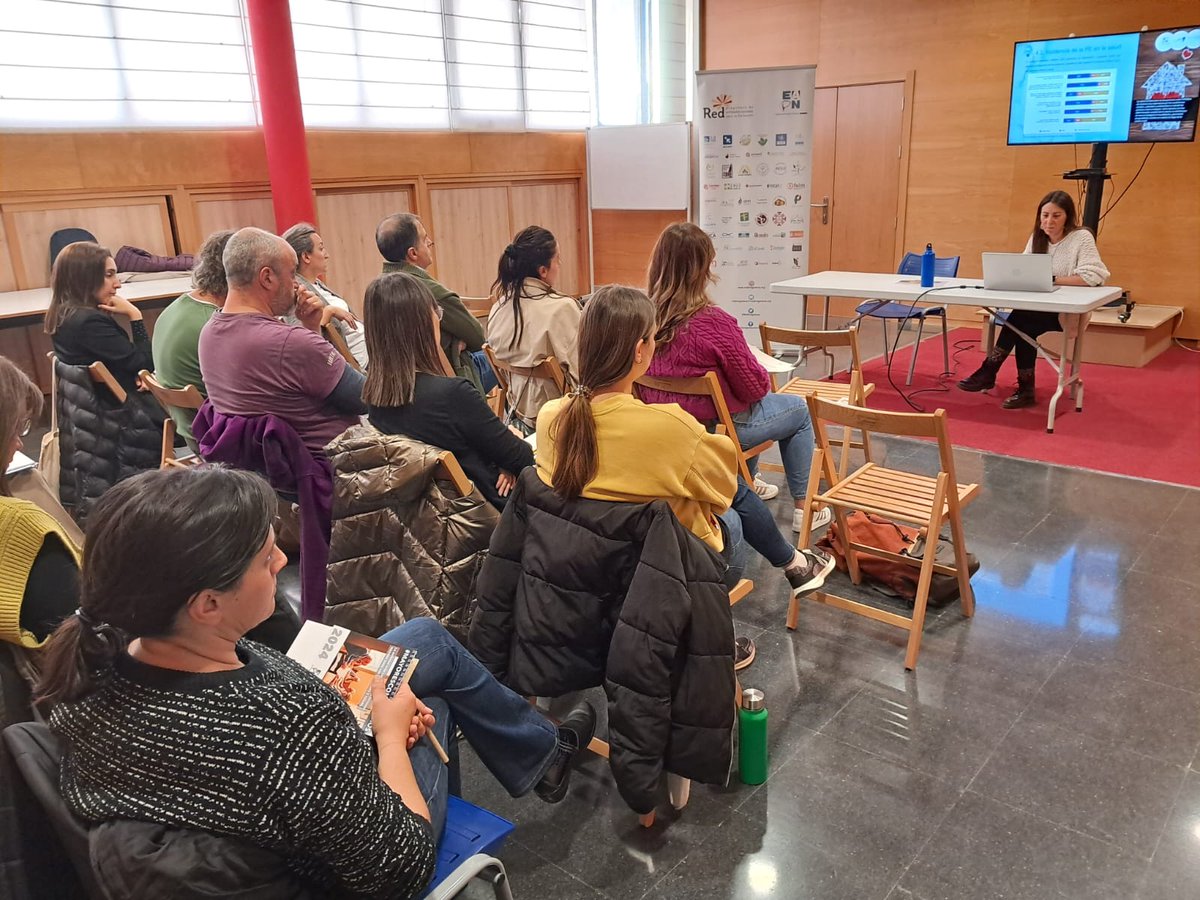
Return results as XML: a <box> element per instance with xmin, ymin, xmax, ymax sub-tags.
<box><xmin>2</xmin><ymin>723</ymin><xmax>103</xmax><ymax>900</ymax></box>
<box><xmin>48</xmin><ymin>229</ymin><xmax>98</xmax><ymax>270</ymax></box>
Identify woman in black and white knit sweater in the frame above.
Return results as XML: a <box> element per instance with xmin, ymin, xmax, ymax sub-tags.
<box><xmin>38</xmin><ymin>466</ymin><xmax>595</xmax><ymax>899</ymax></box>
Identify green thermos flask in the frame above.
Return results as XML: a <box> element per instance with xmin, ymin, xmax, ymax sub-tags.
<box><xmin>738</xmin><ymin>688</ymin><xmax>768</xmax><ymax>785</ymax></box>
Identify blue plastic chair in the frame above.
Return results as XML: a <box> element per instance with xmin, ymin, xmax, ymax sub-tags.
<box><xmin>422</xmin><ymin>795</ymin><xmax>516</xmax><ymax>900</ymax></box>
<box><xmin>854</xmin><ymin>252</ymin><xmax>960</xmax><ymax>385</ymax></box>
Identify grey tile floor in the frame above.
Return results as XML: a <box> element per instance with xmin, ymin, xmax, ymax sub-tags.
<box><xmin>454</xmin><ymin>439</ymin><xmax>1200</xmax><ymax>899</ymax></box>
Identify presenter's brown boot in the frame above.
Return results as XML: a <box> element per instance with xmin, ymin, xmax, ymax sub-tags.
<box><xmin>1002</xmin><ymin>369</ymin><xmax>1036</xmax><ymax>409</ymax></box>
<box><xmin>957</xmin><ymin>348</ymin><xmax>1007</xmax><ymax>392</ymax></box>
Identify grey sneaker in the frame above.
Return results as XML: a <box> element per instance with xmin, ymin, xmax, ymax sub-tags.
<box><xmin>784</xmin><ymin>548</ymin><xmax>836</xmax><ymax>597</ymax></box>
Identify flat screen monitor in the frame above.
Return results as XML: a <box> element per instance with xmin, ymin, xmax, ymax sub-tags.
<box><xmin>1008</xmin><ymin>26</ymin><xmax>1200</xmax><ymax>145</ymax></box>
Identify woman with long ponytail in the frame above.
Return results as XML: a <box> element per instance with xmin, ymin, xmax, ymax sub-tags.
<box><xmin>538</xmin><ymin>287</ymin><xmax>836</xmax><ymax>662</ymax></box>
<box><xmin>487</xmin><ymin>226</ymin><xmax>581</xmax><ymax>431</ymax></box>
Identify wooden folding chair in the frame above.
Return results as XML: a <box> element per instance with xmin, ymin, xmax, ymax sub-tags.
<box><xmin>461</xmin><ymin>296</ymin><xmax>495</xmax><ymax>321</ymax></box>
<box><xmin>793</xmin><ymin>397</ymin><xmax>979</xmax><ymax>670</ymax></box>
<box><xmin>532</xmin><ymin>577</ymin><xmax>754</xmax><ymax>829</ymax></box>
<box><xmin>483</xmin><ymin>345</ymin><xmax>567</xmax><ymax>425</ymax></box>
<box><xmin>634</xmin><ymin>372</ymin><xmax>771</xmax><ymax>485</ymax></box>
<box><xmin>433</xmin><ymin>449</ymin><xmax>473</xmax><ymax>496</ymax></box>
<box><xmin>758</xmin><ymin>324</ymin><xmax>875</xmax><ymax>479</ymax></box>
<box><xmin>86</xmin><ymin>361</ymin><xmax>126</xmax><ymax>404</ymax></box>
<box><xmin>323</xmin><ymin>323</ymin><xmax>362</xmax><ymax>373</ymax></box>
<box><xmin>137</xmin><ymin>370</ymin><xmax>204</xmax><ymax>469</ymax></box>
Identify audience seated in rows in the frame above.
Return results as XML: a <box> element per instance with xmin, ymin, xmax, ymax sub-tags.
<box><xmin>486</xmin><ymin>225</ymin><xmax>581</xmax><ymax>431</ymax></box>
<box><xmin>39</xmin><ymin>465</ymin><xmax>596</xmax><ymax>899</ymax></box>
<box><xmin>198</xmin><ymin>227</ymin><xmax>365</xmax><ymax>456</ymax></box>
<box><xmin>150</xmin><ymin>229</ymin><xmax>234</xmax><ymax>450</ymax></box>
<box><xmin>642</xmin><ymin>223</ymin><xmax>826</xmax><ymax>531</ymax></box>
<box><xmin>282</xmin><ymin>222</ymin><xmax>369</xmax><ymax>370</ymax></box>
<box><xmin>45</xmin><ymin>242</ymin><xmax>154</xmax><ymax>396</ymax></box>
<box><xmin>376</xmin><ymin>213</ymin><xmax>485</xmax><ymax>394</ymax></box>
<box><xmin>362</xmin><ymin>272</ymin><xmax>533</xmax><ymax>510</ymax></box>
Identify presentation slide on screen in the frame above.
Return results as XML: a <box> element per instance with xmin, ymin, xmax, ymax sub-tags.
<box><xmin>1009</xmin><ymin>27</ymin><xmax>1199</xmax><ymax>144</ymax></box>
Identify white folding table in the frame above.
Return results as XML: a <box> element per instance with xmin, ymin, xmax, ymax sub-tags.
<box><xmin>770</xmin><ymin>271</ymin><xmax>1123</xmax><ymax>433</ymax></box>
<box><xmin>0</xmin><ymin>276</ymin><xmax>191</xmax><ymax>328</ymax></box>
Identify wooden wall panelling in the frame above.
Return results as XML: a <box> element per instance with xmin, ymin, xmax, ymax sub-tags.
<box><xmin>703</xmin><ymin>0</ymin><xmax>1200</xmax><ymax>338</ymax></box>
<box><xmin>427</xmin><ymin>185</ymin><xmax>512</xmax><ymax>297</ymax></box>
<box><xmin>591</xmin><ymin>209</ymin><xmax>687</xmax><ymax>290</ymax></box>
<box><xmin>314</xmin><ymin>187</ymin><xmax>414</xmax><ymax>316</ymax></box>
<box><xmin>508</xmin><ymin>181</ymin><xmax>584</xmax><ymax>296</ymax></box>
<box><xmin>0</xmin><ymin>213</ymin><xmax>16</xmax><ymax>292</ymax></box>
<box><xmin>190</xmin><ymin>193</ymin><xmax>277</xmax><ymax>248</ymax></box>
<box><xmin>2</xmin><ymin>196</ymin><xmax>173</xmax><ymax>289</ymax></box>
<box><xmin>0</xmin><ymin>329</ymin><xmax>39</xmax><ymax>390</ymax></box>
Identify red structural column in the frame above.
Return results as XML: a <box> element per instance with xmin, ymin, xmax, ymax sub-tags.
<box><xmin>246</xmin><ymin>0</ymin><xmax>315</xmax><ymax>231</ymax></box>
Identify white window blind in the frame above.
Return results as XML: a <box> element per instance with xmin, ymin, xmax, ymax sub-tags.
<box><xmin>0</xmin><ymin>0</ymin><xmax>596</xmax><ymax>131</ymax></box>
<box><xmin>287</xmin><ymin>0</ymin><xmax>591</xmax><ymax>131</ymax></box>
<box><xmin>0</xmin><ymin>0</ymin><xmax>256</xmax><ymax>128</ymax></box>
<box><xmin>592</xmin><ymin>0</ymin><xmax>689</xmax><ymax>127</ymax></box>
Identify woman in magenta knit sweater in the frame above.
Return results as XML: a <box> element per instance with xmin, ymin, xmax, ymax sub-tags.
<box><xmin>642</xmin><ymin>223</ymin><xmax>828</xmax><ymax>533</ymax></box>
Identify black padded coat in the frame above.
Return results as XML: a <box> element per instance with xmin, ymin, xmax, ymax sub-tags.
<box><xmin>54</xmin><ymin>358</ymin><xmax>163</xmax><ymax>523</ymax></box>
<box><xmin>468</xmin><ymin>469</ymin><xmax>736</xmax><ymax>814</ymax></box>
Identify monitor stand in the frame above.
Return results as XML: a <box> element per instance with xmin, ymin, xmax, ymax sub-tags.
<box><xmin>1061</xmin><ymin>141</ymin><xmax>1110</xmax><ymax>235</ymax></box>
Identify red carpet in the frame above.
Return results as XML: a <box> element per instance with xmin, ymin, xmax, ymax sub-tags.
<box><xmin>831</xmin><ymin>328</ymin><xmax>1200</xmax><ymax>487</ymax></box>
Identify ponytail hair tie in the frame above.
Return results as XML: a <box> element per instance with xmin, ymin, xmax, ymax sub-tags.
<box><xmin>570</xmin><ymin>385</ymin><xmax>593</xmax><ymax>400</ymax></box>
<box><xmin>504</xmin><ymin>244</ymin><xmax>518</xmax><ymax>260</ymax></box>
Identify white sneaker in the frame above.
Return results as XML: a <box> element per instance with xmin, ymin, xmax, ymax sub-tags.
<box><xmin>793</xmin><ymin>506</ymin><xmax>832</xmax><ymax>533</ymax></box>
<box><xmin>753</xmin><ymin>476</ymin><xmax>780</xmax><ymax>500</ymax></box>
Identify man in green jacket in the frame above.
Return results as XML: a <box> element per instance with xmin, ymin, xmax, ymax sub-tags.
<box><xmin>376</xmin><ymin>212</ymin><xmax>485</xmax><ymax>394</ymax></box>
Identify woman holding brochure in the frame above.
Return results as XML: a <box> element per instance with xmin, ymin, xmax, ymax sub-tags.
<box><xmin>38</xmin><ymin>465</ymin><xmax>594</xmax><ymax>899</ymax></box>
<box><xmin>958</xmin><ymin>190</ymin><xmax>1109</xmax><ymax>409</ymax></box>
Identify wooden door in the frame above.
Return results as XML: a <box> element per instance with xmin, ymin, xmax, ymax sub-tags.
<box><xmin>810</xmin><ymin>80</ymin><xmax>907</xmax><ymax>317</ymax></box>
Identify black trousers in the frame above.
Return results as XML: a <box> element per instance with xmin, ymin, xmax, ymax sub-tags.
<box><xmin>996</xmin><ymin>310</ymin><xmax>1061</xmax><ymax>369</ymax></box>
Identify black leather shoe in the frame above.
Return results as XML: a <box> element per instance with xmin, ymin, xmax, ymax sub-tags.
<box><xmin>534</xmin><ymin>701</ymin><xmax>597</xmax><ymax>803</ymax></box>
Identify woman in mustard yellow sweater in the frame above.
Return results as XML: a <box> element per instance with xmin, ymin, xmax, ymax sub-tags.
<box><xmin>0</xmin><ymin>358</ymin><xmax>81</xmax><ymax>649</ymax></box>
<box><xmin>535</xmin><ymin>287</ymin><xmax>832</xmax><ymax>667</ymax></box>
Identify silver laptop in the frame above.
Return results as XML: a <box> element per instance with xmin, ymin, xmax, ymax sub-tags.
<box><xmin>981</xmin><ymin>252</ymin><xmax>1058</xmax><ymax>292</ymax></box>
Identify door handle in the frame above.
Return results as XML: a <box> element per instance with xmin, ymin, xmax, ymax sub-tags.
<box><xmin>810</xmin><ymin>196</ymin><xmax>829</xmax><ymax>225</ymax></box>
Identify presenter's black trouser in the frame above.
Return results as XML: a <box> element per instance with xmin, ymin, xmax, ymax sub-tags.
<box><xmin>996</xmin><ymin>310</ymin><xmax>1061</xmax><ymax>369</ymax></box>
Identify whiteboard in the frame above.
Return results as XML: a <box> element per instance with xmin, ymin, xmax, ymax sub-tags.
<box><xmin>587</xmin><ymin>122</ymin><xmax>691</xmax><ymax>211</ymax></box>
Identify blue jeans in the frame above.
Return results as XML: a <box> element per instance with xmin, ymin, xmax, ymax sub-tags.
<box><xmin>732</xmin><ymin>480</ymin><xmax>795</xmax><ymax>568</ymax></box>
<box><xmin>380</xmin><ymin>618</ymin><xmax>559</xmax><ymax>839</ymax></box>
<box><xmin>733</xmin><ymin>392</ymin><xmax>816</xmax><ymax>500</ymax></box>
<box><xmin>471</xmin><ymin>350</ymin><xmax>499</xmax><ymax>393</ymax></box>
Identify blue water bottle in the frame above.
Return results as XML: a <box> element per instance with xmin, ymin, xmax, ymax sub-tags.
<box><xmin>920</xmin><ymin>243</ymin><xmax>935</xmax><ymax>288</ymax></box>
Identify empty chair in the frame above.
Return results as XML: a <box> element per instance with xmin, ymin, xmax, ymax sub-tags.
<box><xmin>794</xmin><ymin>396</ymin><xmax>979</xmax><ymax>670</ymax></box>
<box><xmin>854</xmin><ymin>252</ymin><xmax>960</xmax><ymax>385</ymax></box>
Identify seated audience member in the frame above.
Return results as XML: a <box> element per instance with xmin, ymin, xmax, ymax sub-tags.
<box><xmin>0</xmin><ymin>358</ymin><xmax>80</xmax><ymax>648</ymax></box>
<box><xmin>642</xmin><ymin>223</ymin><xmax>825</xmax><ymax>531</ymax></box>
<box><xmin>45</xmin><ymin>242</ymin><xmax>153</xmax><ymax>394</ymax></box>
<box><xmin>376</xmin><ymin>213</ymin><xmax>485</xmax><ymax>394</ymax></box>
<box><xmin>39</xmin><ymin>466</ymin><xmax>595</xmax><ymax>899</ymax></box>
<box><xmin>958</xmin><ymin>189</ymin><xmax>1110</xmax><ymax>409</ymax></box>
<box><xmin>282</xmin><ymin>222</ymin><xmax>368</xmax><ymax>370</ymax></box>
<box><xmin>364</xmin><ymin>273</ymin><xmax>533</xmax><ymax>510</ymax></box>
<box><xmin>198</xmin><ymin>227</ymin><xmax>364</xmax><ymax>456</ymax></box>
<box><xmin>535</xmin><ymin>286</ymin><xmax>832</xmax><ymax>667</ymax></box>
<box><xmin>151</xmin><ymin>229</ymin><xmax>234</xmax><ymax>449</ymax></box>
<box><xmin>486</xmin><ymin>226</ymin><xmax>581</xmax><ymax>432</ymax></box>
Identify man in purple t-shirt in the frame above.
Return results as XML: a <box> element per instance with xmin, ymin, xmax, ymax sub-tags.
<box><xmin>199</xmin><ymin>227</ymin><xmax>365</xmax><ymax>454</ymax></box>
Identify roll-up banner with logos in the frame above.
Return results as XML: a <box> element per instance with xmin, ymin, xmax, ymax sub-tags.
<box><xmin>695</xmin><ymin>66</ymin><xmax>816</xmax><ymax>333</ymax></box>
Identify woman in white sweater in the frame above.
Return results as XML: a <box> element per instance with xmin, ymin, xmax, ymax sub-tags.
<box><xmin>958</xmin><ymin>190</ymin><xmax>1109</xmax><ymax>408</ymax></box>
